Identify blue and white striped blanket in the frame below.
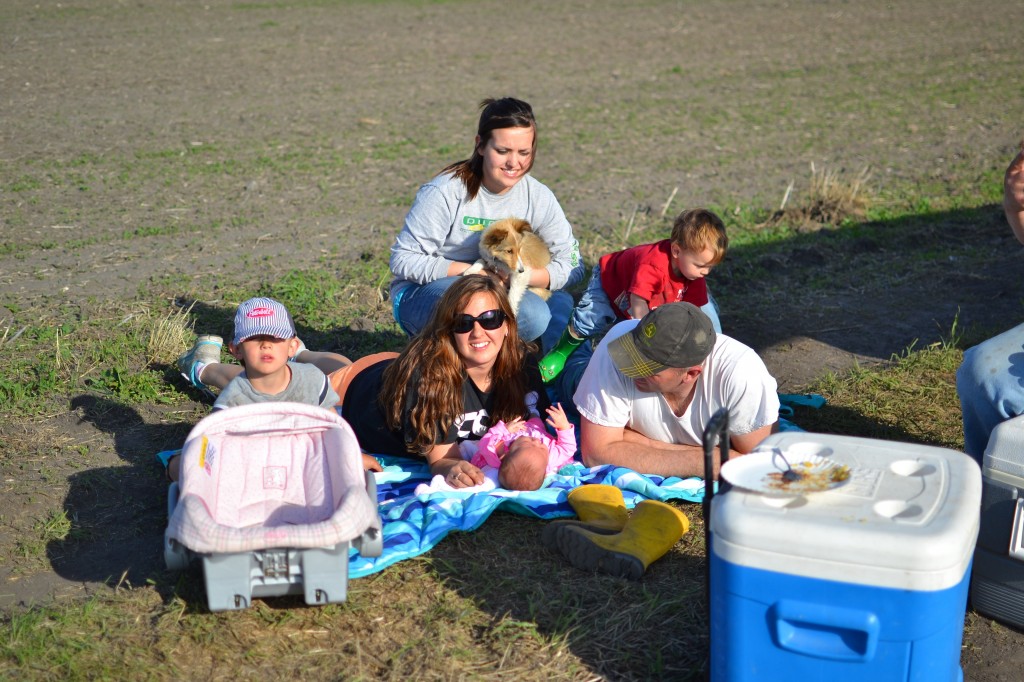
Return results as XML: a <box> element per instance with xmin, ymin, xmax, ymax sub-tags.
<box><xmin>348</xmin><ymin>459</ymin><xmax>706</xmax><ymax>578</ymax></box>
<box><xmin>348</xmin><ymin>400</ymin><xmax>816</xmax><ymax>578</ymax></box>
<box><xmin>158</xmin><ymin>397</ymin><xmax>816</xmax><ymax>578</ymax></box>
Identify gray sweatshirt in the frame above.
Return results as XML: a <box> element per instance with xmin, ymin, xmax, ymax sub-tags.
<box><xmin>389</xmin><ymin>172</ymin><xmax>584</xmax><ymax>297</ymax></box>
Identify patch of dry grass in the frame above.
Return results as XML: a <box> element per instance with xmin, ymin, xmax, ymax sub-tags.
<box><xmin>765</xmin><ymin>164</ymin><xmax>872</xmax><ymax>232</ymax></box>
<box><xmin>0</xmin><ymin>506</ymin><xmax>712</xmax><ymax>680</ymax></box>
<box><xmin>146</xmin><ymin>304</ymin><xmax>196</xmax><ymax>367</ymax></box>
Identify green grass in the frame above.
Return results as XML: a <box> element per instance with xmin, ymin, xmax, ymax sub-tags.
<box><xmin>797</xmin><ymin>337</ymin><xmax>965</xmax><ymax>449</ymax></box>
<box><xmin>1</xmin><ymin>0</ymin><xmax>1020</xmax><ymax>677</ymax></box>
<box><xmin>0</xmin><ymin>335</ymin><xmax>969</xmax><ymax>679</ymax></box>
<box><xmin>0</xmin><ymin>192</ymin><xmax>977</xmax><ymax>679</ymax></box>
<box><xmin>0</xmin><ymin>305</ymin><xmax>191</xmax><ymax>417</ymax></box>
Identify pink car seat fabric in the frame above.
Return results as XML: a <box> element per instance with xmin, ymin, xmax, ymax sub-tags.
<box><xmin>166</xmin><ymin>403</ymin><xmax>378</xmax><ymax>554</ymax></box>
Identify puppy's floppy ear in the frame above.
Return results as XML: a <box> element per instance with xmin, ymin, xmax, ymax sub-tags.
<box><xmin>482</xmin><ymin>225</ymin><xmax>508</xmax><ymax>247</ymax></box>
<box><xmin>511</xmin><ymin>218</ymin><xmax>533</xmax><ymax>234</ymax></box>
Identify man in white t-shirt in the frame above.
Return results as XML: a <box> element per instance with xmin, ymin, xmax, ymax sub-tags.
<box><xmin>573</xmin><ymin>302</ymin><xmax>780</xmax><ymax>479</ymax></box>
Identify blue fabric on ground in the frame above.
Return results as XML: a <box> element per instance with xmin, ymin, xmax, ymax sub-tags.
<box><xmin>777</xmin><ymin>392</ymin><xmax>827</xmax><ymax>418</ymax></box>
<box><xmin>777</xmin><ymin>393</ymin><xmax>825</xmax><ymax>429</ymax></box>
<box><xmin>350</xmin><ymin>394</ymin><xmax>826</xmax><ymax>576</ymax></box>
<box><xmin>779</xmin><ymin>418</ymin><xmax>803</xmax><ymax>432</ymax></box>
<box><xmin>159</xmin><ymin>393</ymin><xmax>824</xmax><ymax>578</ymax></box>
<box><xmin>349</xmin><ymin>458</ymin><xmax>705</xmax><ymax>578</ymax></box>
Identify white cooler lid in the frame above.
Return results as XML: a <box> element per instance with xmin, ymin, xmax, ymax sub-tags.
<box><xmin>712</xmin><ymin>432</ymin><xmax>981</xmax><ymax>591</ymax></box>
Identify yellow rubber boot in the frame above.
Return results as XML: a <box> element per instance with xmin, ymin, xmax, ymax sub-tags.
<box><xmin>540</xmin><ymin>484</ymin><xmax>629</xmax><ymax>550</ymax></box>
<box><xmin>554</xmin><ymin>500</ymin><xmax>690</xmax><ymax>580</ymax></box>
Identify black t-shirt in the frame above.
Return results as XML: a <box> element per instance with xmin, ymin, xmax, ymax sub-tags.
<box><xmin>341</xmin><ymin>357</ymin><xmax>550</xmax><ymax>458</ymax></box>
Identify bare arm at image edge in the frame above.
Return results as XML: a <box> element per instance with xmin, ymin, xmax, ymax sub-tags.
<box><xmin>1005</xmin><ymin>147</ymin><xmax>1024</xmax><ymax>245</ymax></box>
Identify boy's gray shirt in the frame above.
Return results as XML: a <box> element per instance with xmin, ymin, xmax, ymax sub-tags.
<box><xmin>213</xmin><ymin>362</ymin><xmax>339</xmax><ymax>411</ymax></box>
<box><xmin>389</xmin><ymin>172</ymin><xmax>584</xmax><ymax>296</ymax></box>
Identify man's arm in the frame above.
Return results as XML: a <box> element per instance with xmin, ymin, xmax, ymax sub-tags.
<box><xmin>730</xmin><ymin>422</ymin><xmax>777</xmax><ymax>454</ymax></box>
<box><xmin>580</xmin><ymin>418</ymin><xmax>712</xmax><ymax>478</ymax></box>
<box><xmin>580</xmin><ymin>418</ymin><xmax>777</xmax><ymax>479</ymax></box>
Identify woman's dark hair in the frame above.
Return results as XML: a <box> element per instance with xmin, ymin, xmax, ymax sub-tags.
<box><xmin>380</xmin><ymin>275</ymin><xmax>532</xmax><ymax>455</ymax></box>
<box><xmin>442</xmin><ymin>97</ymin><xmax>537</xmax><ymax>201</ymax></box>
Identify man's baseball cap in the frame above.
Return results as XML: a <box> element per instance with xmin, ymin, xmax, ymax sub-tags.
<box><xmin>607</xmin><ymin>303</ymin><xmax>716</xmax><ymax>378</ymax></box>
<box><xmin>232</xmin><ymin>297</ymin><xmax>296</xmax><ymax>344</ymax></box>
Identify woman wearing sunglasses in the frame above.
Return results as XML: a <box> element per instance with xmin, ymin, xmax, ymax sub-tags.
<box><xmin>341</xmin><ymin>275</ymin><xmax>550</xmax><ymax>487</ymax></box>
<box><xmin>389</xmin><ymin>96</ymin><xmax>585</xmax><ymax>348</ymax></box>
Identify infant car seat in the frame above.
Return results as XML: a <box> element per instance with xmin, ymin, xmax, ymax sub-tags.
<box><xmin>164</xmin><ymin>402</ymin><xmax>382</xmax><ymax>612</ymax></box>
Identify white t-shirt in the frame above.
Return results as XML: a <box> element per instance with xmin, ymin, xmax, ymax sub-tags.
<box><xmin>573</xmin><ymin>320</ymin><xmax>779</xmax><ymax>445</ymax></box>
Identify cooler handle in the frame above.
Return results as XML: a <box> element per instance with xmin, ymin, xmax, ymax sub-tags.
<box><xmin>771</xmin><ymin>599</ymin><xmax>879</xmax><ymax>661</ymax></box>
<box><xmin>1008</xmin><ymin>498</ymin><xmax>1024</xmax><ymax>562</ymax></box>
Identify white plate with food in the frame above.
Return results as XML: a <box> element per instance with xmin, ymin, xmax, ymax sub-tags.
<box><xmin>721</xmin><ymin>445</ymin><xmax>852</xmax><ymax>496</ymax></box>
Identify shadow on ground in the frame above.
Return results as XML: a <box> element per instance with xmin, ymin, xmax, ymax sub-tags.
<box><xmin>48</xmin><ymin>397</ymin><xmax>190</xmax><ymax>589</ymax></box>
<box><xmin>13</xmin><ymin>318</ymin><xmax>409</xmax><ymax>609</ymax></box>
<box><xmin>427</xmin><ymin>512</ymin><xmax>712</xmax><ymax>680</ymax></box>
<box><xmin>717</xmin><ymin>203</ymin><xmax>1024</xmax><ymax>390</ymax></box>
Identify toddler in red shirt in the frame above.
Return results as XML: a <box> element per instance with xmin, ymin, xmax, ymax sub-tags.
<box><xmin>539</xmin><ymin>208</ymin><xmax>728</xmax><ymax>382</ymax></box>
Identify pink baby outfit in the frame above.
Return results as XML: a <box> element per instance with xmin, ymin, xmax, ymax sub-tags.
<box><xmin>470</xmin><ymin>417</ymin><xmax>576</xmax><ymax>473</ymax></box>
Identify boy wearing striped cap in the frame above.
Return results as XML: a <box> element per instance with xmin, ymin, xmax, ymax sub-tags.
<box><xmin>212</xmin><ymin>297</ymin><xmax>338</xmax><ymax>411</ymax></box>
<box><xmin>165</xmin><ymin>297</ymin><xmax>341</xmax><ymax>482</ymax></box>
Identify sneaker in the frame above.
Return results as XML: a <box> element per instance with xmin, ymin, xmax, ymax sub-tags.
<box><xmin>177</xmin><ymin>335</ymin><xmax>223</xmax><ymax>389</ymax></box>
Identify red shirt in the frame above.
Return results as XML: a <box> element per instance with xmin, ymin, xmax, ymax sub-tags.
<box><xmin>598</xmin><ymin>239</ymin><xmax>708</xmax><ymax>318</ymax></box>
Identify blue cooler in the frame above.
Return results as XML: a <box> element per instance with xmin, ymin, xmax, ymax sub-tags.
<box><xmin>710</xmin><ymin>432</ymin><xmax>981</xmax><ymax>682</ymax></box>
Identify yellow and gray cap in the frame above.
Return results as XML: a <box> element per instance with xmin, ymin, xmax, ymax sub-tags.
<box><xmin>232</xmin><ymin>297</ymin><xmax>296</xmax><ymax>344</ymax></box>
<box><xmin>607</xmin><ymin>303</ymin><xmax>716</xmax><ymax>378</ymax></box>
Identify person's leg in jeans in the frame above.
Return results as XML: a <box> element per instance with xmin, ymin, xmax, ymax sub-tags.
<box><xmin>394</xmin><ymin>276</ymin><xmax>459</xmax><ymax>336</ymax></box>
<box><xmin>957</xmin><ymin>322</ymin><xmax>1024</xmax><ymax>461</ymax></box>
<box><xmin>552</xmin><ymin>339</ymin><xmax>594</xmax><ymax>427</ymax></box>
<box><xmin>514</xmin><ymin>290</ymin><xmax>555</xmax><ymax>344</ymax></box>
<box><xmin>539</xmin><ymin>268</ymin><xmax>617</xmax><ymax>380</ymax></box>
<box><xmin>701</xmin><ymin>288</ymin><xmax>723</xmax><ymax>333</ymax></box>
<box><xmin>539</xmin><ymin>290</ymin><xmax>575</xmax><ymax>355</ymax></box>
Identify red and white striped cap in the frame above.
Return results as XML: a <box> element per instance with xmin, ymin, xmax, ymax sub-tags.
<box><xmin>232</xmin><ymin>297</ymin><xmax>296</xmax><ymax>344</ymax></box>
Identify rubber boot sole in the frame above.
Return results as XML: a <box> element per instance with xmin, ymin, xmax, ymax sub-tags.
<box><xmin>553</xmin><ymin>525</ymin><xmax>645</xmax><ymax>580</ymax></box>
<box><xmin>540</xmin><ymin>519</ymin><xmax>620</xmax><ymax>551</ymax></box>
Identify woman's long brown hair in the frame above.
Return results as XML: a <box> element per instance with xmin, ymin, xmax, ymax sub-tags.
<box><xmin>442</xmin><ymin>97</ymin><xmax>537</xmax><ymax>202</ymax></box>
<box><xmin>381</xmin><ymin>276</ymin><xmax>533</xmax><ymax>455</ymax></box>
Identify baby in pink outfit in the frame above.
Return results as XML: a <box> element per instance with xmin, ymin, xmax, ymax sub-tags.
<box><xmin>471</xmin><ymin>404</ymin><xmax>577</xmax><ymax>491</ymax></box>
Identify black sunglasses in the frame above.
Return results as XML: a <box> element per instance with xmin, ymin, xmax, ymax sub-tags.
<box><xmin>452</xmin><ymin>309</ymin><xmax>506</xmax><ymax>334</ymax></box>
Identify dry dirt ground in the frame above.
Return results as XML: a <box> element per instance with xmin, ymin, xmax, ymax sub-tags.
<box><xmin>3</xmin><ymin>0</ymin><xmax>1024</xmax><ymax>678</ymax></box>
